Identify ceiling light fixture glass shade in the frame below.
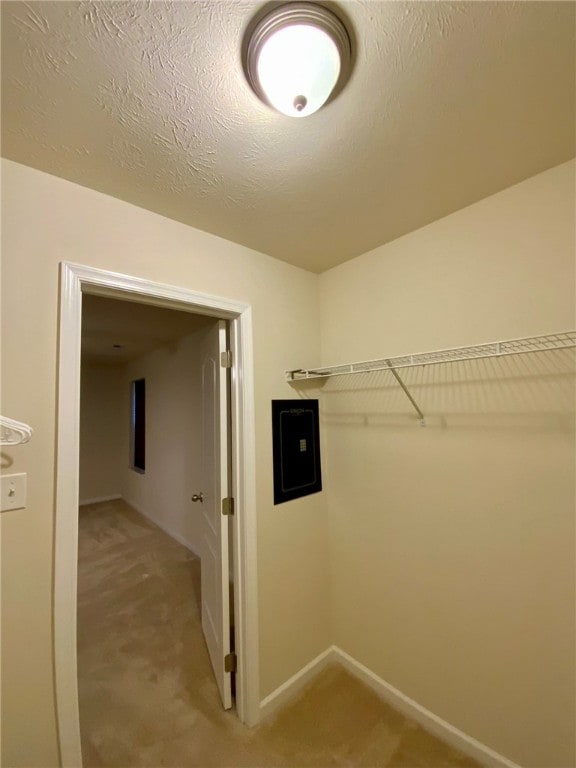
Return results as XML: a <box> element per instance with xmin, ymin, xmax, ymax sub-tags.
<box><xmin>245</xmin><ymin>3</ymin><xmax>352</xmax><ymax>118</ymax></box>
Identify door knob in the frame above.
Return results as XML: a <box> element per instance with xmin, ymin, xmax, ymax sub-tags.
<box><xmin>191</xmin><ymin>493</ymin><xmax>204</xmax><ymax>503</ymax></box>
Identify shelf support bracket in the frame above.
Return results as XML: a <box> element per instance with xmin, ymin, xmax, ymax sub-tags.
<box><xmin>386</xmin><ymin>361</ymin><xmax>426</xmax><ymax>427</ymax></box>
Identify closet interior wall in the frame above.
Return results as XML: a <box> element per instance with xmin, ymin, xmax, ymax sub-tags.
<box><xmin>316</xmin><ymin>160</ymin><xmax>575</xmax><ymax>768</ymax></box>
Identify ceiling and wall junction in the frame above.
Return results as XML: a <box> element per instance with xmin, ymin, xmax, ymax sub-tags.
<box><xmin>2</xmin><ymin>0</ymin><xmax>574</xmax><ymax>272</ymax></box>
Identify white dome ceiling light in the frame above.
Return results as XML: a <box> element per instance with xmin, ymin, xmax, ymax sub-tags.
<box><xmin>244</xmin><ymin>3</ymin><xmax>352</xmax><ymax>118</ymax></box>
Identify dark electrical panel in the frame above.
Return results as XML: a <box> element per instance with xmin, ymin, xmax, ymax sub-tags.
<box><xmin>272</xmin><ymin>400</ymin><xmax>322</xmax><ymax>505</ymax></box>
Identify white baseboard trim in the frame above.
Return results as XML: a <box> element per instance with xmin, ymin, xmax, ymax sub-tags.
<box><xmin>259</xmin><ymin>647</ymin><xmax>336</xmax><ymax>721</ymax></box>
<box><xmin>259</xmin><ymin>645</ymin><xmax>521</xmax><ymax>768</ymax></box>
<box><xmin>333</xmin><ymin>646</ymin><xmax>521</xmax><ymax>768</ymax></box>
<box><xmin>124</xmin><ymin>497</ymin><xmax>201</xmax><ymax>559</ymax></box>
<box><xmin>79</xmin><ymin>494</ymin><xmax>121</xmax><ymax>506</ymax></box>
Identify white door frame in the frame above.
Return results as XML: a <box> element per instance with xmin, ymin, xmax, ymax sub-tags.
<box><xmin>54</xmin><ymin>262</ymin><xmax>260</xmax><ymax>767</ymax></box>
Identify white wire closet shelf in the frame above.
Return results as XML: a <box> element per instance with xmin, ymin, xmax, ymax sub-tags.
<box><xmin>0</xmin><ymin>415</ymin><xmax>33</xmax><ymax>446</ymax></box>
<box><xmin>286</xmin><ymin>331</ymin><xmax>576</xmax><ymax>381</ymax></box>
<box><xmin>286</xmin><ymin>330</ymin><xmax>576</xmax><ymax>427</ymax></box>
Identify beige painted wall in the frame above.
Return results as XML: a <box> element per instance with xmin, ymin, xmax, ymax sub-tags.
<box><xmin>119</xmin><ymin>328</ymin><xmax>212</xmax><ymax>555</ymax></box>
<box><xmin>79</xmin><ymin>363</ymin><xmax>123</xmax><ymax>504</ymax></box>
<box><xmin>318</xmin><ymin>160</ymin><xmax>576</xmax><ymax>768</ymax></box>
<box><xmin>0</xmin><ymin>159</ymin><xmax>330</xmax><ymax>767</ymax></box>
<box><xmin>2</xmin><ymin>155</ymin><xmax>574</xmax><ymax>768</ymax></box>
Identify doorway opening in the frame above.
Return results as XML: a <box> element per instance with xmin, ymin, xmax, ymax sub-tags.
<box><xmin>54</xmin><ymin>263</ymin><xmax>259</xmax><ymax>767</ymax></box>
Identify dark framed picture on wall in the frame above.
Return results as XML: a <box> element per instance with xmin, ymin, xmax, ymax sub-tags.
<box><xmin>272</xmin><ymin>400</ymin><xmax>322</xmax><ymax>505</ymax></box>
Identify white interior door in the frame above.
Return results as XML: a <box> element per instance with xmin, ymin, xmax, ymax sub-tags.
<box><xmin>199</xmin><ymin>319</ymin><xmax>232</xmax><ymax>709</ymax></box>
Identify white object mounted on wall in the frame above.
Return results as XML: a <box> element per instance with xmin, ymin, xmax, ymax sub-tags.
<box><xmin>287</xmin><ymin>331</ymin><xmax>576</xmax><ymax>381</ymax></box>
<box><xmin>286</xmin><ymin>330</ymin><xmax>576</xmax><ymax>427</ymax></box>
<box><xmin>244</xmin><ymin>2</ymin><xmax>352</xmax><ymax>117</ymax></box>
<box><xmin>1</xmin><ymin>473</ymin><xmax>27</xmax><ymax>512</ymax></box>
<box><xmin>0</xmin><ymin>415</ymin><xmax>33</xmax><ymax>446</ymax></box>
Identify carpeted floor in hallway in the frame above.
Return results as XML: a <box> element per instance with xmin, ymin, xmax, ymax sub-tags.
<box><xmin>77</xmin><ymin>499</ymin><xmax>480</xmax><ymax>767</ymax></box>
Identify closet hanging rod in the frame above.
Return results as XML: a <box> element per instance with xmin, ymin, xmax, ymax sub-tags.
<box><xmin>286</xmin><ymin>330</ymin><xmax>576</xmax><ymax>382</ymax></box>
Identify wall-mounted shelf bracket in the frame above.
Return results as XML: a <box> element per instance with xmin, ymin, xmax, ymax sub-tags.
<box><xmin>386</xmin><ymin>361</ymin><xmax>426</xmax><ymax>426</ymax></box>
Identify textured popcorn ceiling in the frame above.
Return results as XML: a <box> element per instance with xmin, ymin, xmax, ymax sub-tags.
<box><xmin>2</xmin><ymin>1</ymin><xmax>574</xmax><ymax>272</ymax></box>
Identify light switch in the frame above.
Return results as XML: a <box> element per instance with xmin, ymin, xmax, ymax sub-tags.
<box><xmin>1</xmin><ymin>473</ymin><xmax>27</xmax><ymax>512</ymax></box>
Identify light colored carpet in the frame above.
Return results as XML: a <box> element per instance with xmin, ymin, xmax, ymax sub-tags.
<box><xmin>78</xmin><ymin>499</ymin><xmax>480</xmax><ymax>768</ymax></box>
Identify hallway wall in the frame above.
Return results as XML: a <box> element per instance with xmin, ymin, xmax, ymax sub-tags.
<box><xmin>120</xmin><ymin>327</ymin><xmax>212</xmax><ymax>555</ymax></box>
<box><xmin>79</xmin><ymin>363</ymin><xmax>124</xmax><ymax>504</ymax></box>
<box><xmin>0</xmin><ymin>159</ymin><xmax>330</xmax><ymax>767</ymax></box>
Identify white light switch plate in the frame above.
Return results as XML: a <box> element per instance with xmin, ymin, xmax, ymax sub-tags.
<box><xmin>1</xmin><ymin>473</ymin><xmax>27</xmax><ymax>512</ymax></box>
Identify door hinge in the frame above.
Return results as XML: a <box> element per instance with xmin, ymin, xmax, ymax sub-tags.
<box><xmin>221</xmin><ymin>497</ymin><xmax>235</xmax><ymax>516</ymax></box>
<box><xmin>221</xmin><ymin>350</ymin><xmax>232</xmax><ymax>368</ymax></box>
<box><xmin>224</xmin><ymin>652</ymin><xmax>237</xmax><ymax>673</ymax></box>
